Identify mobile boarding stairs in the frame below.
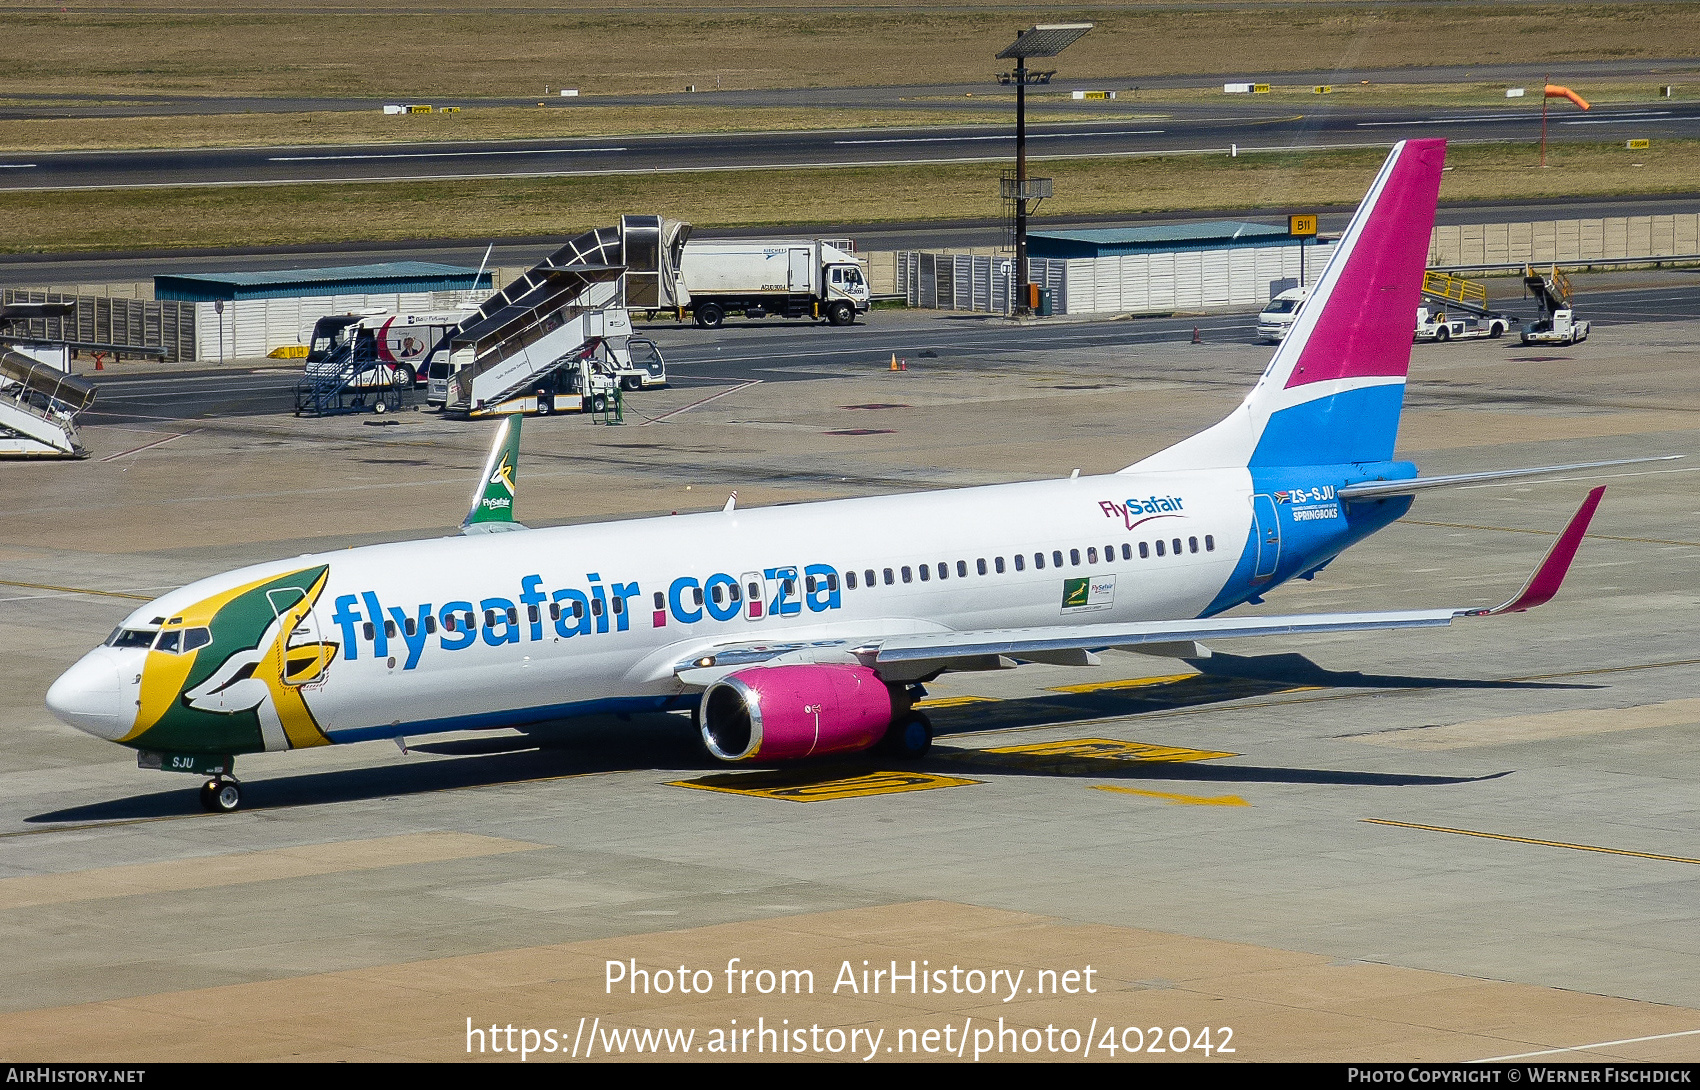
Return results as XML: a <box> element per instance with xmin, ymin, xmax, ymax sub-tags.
<box><xmin>443</xmin><ymin>215</ymin><xmax>689</xmax><ymax>417</ymax></box>
<box><xmin>0</xmin><ymin>348</ymin><xmax>97</xmax><ymax>458</ymax></box>
<box><xmin>293</xmin><ymin>327</ymin><xmax>417</xmax><ymax>417</ymax></box>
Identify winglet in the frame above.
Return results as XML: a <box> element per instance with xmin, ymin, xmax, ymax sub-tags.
<box><xmin>461</xmin><ymin>414</ymin><xmax>527</xmax><ymax>534</ymax></box>
<box><xmin>1466</xmin><ymin>486</ymin><xmax>1604</xmax><ymax>616</ymax></box>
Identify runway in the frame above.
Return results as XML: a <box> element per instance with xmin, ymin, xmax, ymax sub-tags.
<box><xmin>2</xmin><ymin>296</ymin><xmax>1697</xmax><ymax>1060</ymax></box>
<box><xmin>5</xmin><ymin>102</ymin><xmax>1698</xmax><ymax>191</ymax></box>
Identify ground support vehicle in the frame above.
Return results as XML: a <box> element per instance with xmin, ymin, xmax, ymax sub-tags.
<box><xmin>294</xmin><ymin>319</ymin><xmax>415</xmax><ymax>417</ymax></box>
<box><xmin>1256</xmin><ymin>286</ymin><xmax>1307</xmax><ymax>342</ymax></box>
<box><xmin>1416</xmin><ymin>270</ymin><xmax>1512</xmax><ymax>343</ymax></box>
<box><xmin>1520</xmin><ymin>264</ymin><xmax>1589</xmax><ymax>346</ymax></box>
<box><xmin>678</xmin><ymin>239</ymin><xmax>869</xmax><ymax>328</ymax></box>
<box><xmin>0</xmin><ymin>349</ymin><xmax>94</xmax><ymax>457</ymax></box>
<box><xmin>1414</xmin><ymin>306</ymin><xmax>1510</xmax><ymax>342</ymax></box>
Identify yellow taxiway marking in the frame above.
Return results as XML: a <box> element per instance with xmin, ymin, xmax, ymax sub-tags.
<box><xmin>0</xmin><ymin>578</ymin><xmax>151</xmax><ymax>601</ymax></box>
<box><xmin>1364</xmin><ymin>819</ymin><xmax>1700</xmax><ymax>866</ymax></box>
<box><xmin>669</xmin><ymin>769</ymin><xmax>981</xmax><ymax>803</ymax></box>
<box><xmin>984</xmin><ymin>737</ymin><xmax>1237</xmax><ymax>763</ymax></box>
<box><xmin>914</xmin><ymin>695</ymin><xmax>996</xmax><ymax>709</ymax></box>
<box><xmin>1093</xmin><ymin>785</ymin><xmax>1249</xmax><ymax>807</ymax></box>
<box><xmin>0</xmin><ymin>832</ymin><xmax>547</xmax><ymax>910</ymax></box>
<box><xmin>1047</xmin><ymin>673</ymin><xmax>1196</xmax><ymax>694</ymax></box>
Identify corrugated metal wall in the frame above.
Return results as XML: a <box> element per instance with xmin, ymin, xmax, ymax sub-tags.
<box><xmin>1056</xmin><ymin>242</ymin><xmax>1333</xmax><ymax>315</ymax></box>
<box><xmin>900</xmin><ymin>243</ymin><xmax>1329</xmax><ymax>316</ymax></box>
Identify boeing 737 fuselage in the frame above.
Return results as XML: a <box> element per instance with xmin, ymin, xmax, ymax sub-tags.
<box><xmin>45</xmin><ymin>139</ymin><xmax>1626</xmax><ymax>812</ymax></box>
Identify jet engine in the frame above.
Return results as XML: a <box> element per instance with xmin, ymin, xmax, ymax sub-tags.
<box><xmin>699</xmin><ymin>664</ymin><xmax>895</xmax><ymax>761</ymax></box>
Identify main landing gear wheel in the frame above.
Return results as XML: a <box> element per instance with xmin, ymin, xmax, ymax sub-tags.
<box><xmin>882</xmin><ymin>711</ymin><xmax>933</xmax><ymax>759</ymax></box>
<box><xmin>200</xmin><ymin>778</ymin><xmax>242</xmax><ymax>813</ymax></box>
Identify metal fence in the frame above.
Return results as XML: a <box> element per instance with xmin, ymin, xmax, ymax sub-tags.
<box><xmin>2</xmin><ymin>288</ymin><xmax>195</xmax><ymax>362</ymax></box>
<box><xmin>897</xmin><ymin>252</ymin><xmax>1066</xmax><ymax>315</ymax></box>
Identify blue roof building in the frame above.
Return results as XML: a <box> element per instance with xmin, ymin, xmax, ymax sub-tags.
<box><xmin>155</xmin><ymin>262</ymin><xmax>494</xmax><ymax>302</ymax></box>
<box><xmin>1025</xmin><ymin>221</ymin><xmax>1297</xmax><ymax>260</ymax></box>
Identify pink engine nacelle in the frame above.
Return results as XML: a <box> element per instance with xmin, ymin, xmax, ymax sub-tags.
<box><xmin>700</xmin><ymin>664</ymin><xmax>894</xmax><ymax>762</ymax></box>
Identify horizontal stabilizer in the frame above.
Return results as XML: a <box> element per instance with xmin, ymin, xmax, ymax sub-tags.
<box><xmin>1463</xmin><ymin>486</ymin><xmax>1604</xmax><ymax>616</ymax></box>
<box><xmin>1338</xmin><ymin>456</ymin><xmax>1678</xmax><ymax>500</ymax></box>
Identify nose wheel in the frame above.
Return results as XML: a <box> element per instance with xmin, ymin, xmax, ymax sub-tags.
<box><xmin>199</xmin><ymin>777</ymin><xmax>242</xmax><ymax>813</ymax></box>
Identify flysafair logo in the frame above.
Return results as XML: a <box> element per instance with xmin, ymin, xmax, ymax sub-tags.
<box><xmin>1097</xmin><ymin>495</ymin><xmax>1185</xmax><ymax>531</ymax></box>
<box><xmin>1062</xmin><ymin>575</ymin><xmax>1116</xmax><ymax>612</ymax></box>
<box><xmin>481</xmin><ymin>453</ymin><xmax>516</xmax><ymax>513</ymax></box>
<box><xmin>329</xmin><ymin>564</ymin><xmax>847</xmax><ymax>670</ymax></box>
<box><xmin>125</xmin><ymin>566</ymin><xmax>339</xmax><ymax>755</ymax></box>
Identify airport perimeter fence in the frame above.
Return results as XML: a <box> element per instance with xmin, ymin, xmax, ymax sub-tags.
<box><xmin>1428</xmin><ymin>213</ymin><xmax>1700</xmax><ymax>269</ymax></box>
<box><xmin>897</xmin><ymin>246</ymin><xmax>1316</xmax><ymax>318</ymax></box>
<box><xmin>2</xmin><ymin>288</ymin><xmax>195</xmax><ymax>362</ymax></box>
<box><xmin>897</xmin><ymin>252</ymin><xmax>1067</xmax><ymax>315</ymax></box>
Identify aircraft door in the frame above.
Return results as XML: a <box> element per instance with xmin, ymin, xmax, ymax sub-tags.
<box><xmin>1252</xmin><ymin>494</ymin><xmax>1281</xmax><ymax>580</ymax></box>
<box><xmin>267</xmin><ymin>587</ymin><xmax>331</xmax><ymax>686</ymax></box>
<box><xmin>741</xmin><ymin>571</ymin><xmax>767</xmax><ymax>620</ymax></box>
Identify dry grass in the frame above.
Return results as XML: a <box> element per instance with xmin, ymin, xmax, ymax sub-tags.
<box><xmin>0</xmin><ymin>139</ymin><xmax>1689</xmax><ymax>254</ymax></box>
<box><xmin>1</xmin><ymin>3</ymin><xmax>1696</xmax><ymax>99</ymax></box>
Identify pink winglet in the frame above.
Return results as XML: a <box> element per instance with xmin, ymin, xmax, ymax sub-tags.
<box><xmin>1286</xmin><ymin>138</ymin><xmax>1447</xmax><ymax>389</ymax></box>
<box><xmin>1473</xmin><ymin>486</ymin><xmax>1606</xmax><ymax>616</ymax></box>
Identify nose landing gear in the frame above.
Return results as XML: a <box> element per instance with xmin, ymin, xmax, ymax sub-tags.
<box><xmin>199</xmin><ymin>777</ymin><xmax>242</xmax><ymax>813</ymax></box>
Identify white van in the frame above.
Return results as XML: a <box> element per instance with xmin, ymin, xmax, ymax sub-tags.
<box><xmin>1256</xmin><ymin>287</ymin><xmax>1308</xmax><ymax>343</ymax></box>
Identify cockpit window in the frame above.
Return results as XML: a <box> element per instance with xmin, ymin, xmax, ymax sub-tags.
<box><xmin>152</xmin><ymin>627</ymin><xmax>211</xmax><ymax>655</ymax></box>
<box><xmin>105</xmin><ymin>627</ymin><xmax>157</xmax><ymax>649</ymax></box>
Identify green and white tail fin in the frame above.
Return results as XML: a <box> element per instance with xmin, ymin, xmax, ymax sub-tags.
<box><xmin>461</xmin><ymin>415</ymin><xmax>528</xmax><ymax>534</ymax></box>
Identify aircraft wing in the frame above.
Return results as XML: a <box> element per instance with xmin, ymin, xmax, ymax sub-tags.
<box><xmin>673</xmin><ymin>486</ymin><xmax>1604</xmax><ymax>687</ymax></box>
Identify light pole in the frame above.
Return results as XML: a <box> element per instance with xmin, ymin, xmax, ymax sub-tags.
<box><xmin>996</xmin><ymin>22</ymin><xmax>1092</xmax><ymax>317</ymax></box>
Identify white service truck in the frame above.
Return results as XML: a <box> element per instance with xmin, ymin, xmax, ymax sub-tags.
<box><xmin>1414</xmin><ymin>306</ymin><xmax>1511</xmax><ymax>342</ymax></box>
<box><xmin>1520</xmin><ymin>309</ymin><xmax>1590</xmax><ymax>346</ymax></box>
<box><xmin>678</xmin><ymin>239</ymin><xmax>869</xmax><ymax>328</ymax></box>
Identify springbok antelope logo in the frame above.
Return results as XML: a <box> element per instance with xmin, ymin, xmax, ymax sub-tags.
<box><xmin>123</xmin><ymin>566</ymin><xmax>341</xmax><ymax>755</ymax></box>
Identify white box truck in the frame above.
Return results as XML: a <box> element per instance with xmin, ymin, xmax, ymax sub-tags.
<box><xmin>678</xmin><ymin>239</ymin><xmax>869</xmax><ymax>328</ymax></box>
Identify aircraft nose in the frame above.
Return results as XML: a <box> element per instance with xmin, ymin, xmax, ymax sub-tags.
<box><xmin>45</xmin><ymin>649</ymin><xmax>132</xmax><ymax>741</ymax></box>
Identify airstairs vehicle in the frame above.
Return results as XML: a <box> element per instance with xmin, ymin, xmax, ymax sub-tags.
<box><xmin>0</xmin><ymin>349</ymin><xmax>96</xmax><ymax>458</ymax></box>
<box><xmin>441</xmin><ymin>216</ymin><xmax>685</xmax><ymax>418</ymax></box>
<box><xmin>1414</xmin><ymin>270</ymin><xmax>1512</xmax><ymax>342</ymax></box>
<box><xmin>1520</xmin><ymin>264</ymin><xmax>1589</xmax><ymax>346</ymax></box>
<box><xmin>0</xmin><ymin>301</ymin><xmax>96</xmax><ymax>458</ymax></box>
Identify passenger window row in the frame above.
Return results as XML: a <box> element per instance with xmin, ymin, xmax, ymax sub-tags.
<box><xmin>839</xmin><ymin>535</ymin><xmax>1217</xmax><ymax>590</ymax></box>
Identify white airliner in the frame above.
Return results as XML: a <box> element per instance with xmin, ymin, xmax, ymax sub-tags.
<box><xmin>48</xmin><ymin>138</ymin><xmax>1642</xmax><ymax>813</ymax></box>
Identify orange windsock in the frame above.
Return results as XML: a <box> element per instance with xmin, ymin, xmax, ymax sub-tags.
<box><xmin>1545</xmin><ymin>84</ymin><xmax>1590</xmax><ymax>110</ymax></box>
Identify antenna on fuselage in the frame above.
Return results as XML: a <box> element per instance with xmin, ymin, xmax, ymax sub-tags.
<box><xmin>724</xmin><ymin>491</ymin><xmax>737</xmax><ymax>513</ymax></box>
